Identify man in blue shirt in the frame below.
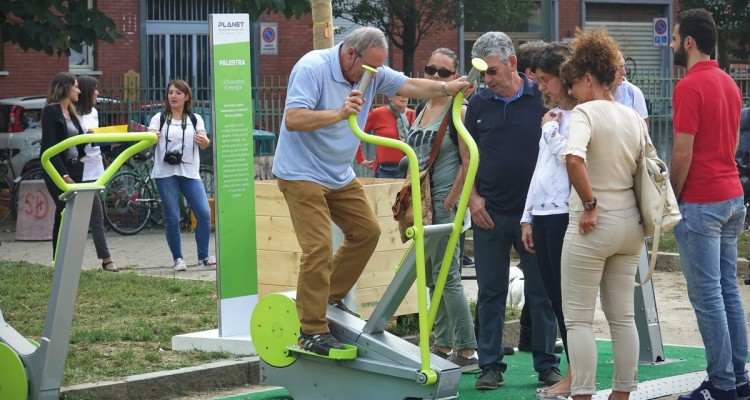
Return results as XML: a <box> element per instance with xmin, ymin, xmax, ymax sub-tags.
<box><xmin>465</xmin><ymin>31</ymin><xmax>561</xmax><ymax>391</ymax></box>
<box><xmin>272</xmin><ymin>27</ymin><xmax>470</xmax><ymax>356</ymax></box>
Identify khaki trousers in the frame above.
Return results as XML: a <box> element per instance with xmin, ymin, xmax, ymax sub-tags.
<box><xmin>277</xmin><ymin>178</ymin><xmax>380</xmax><ymax>334</ymax></box>
<box><xmin>561</xmin><ymin>207</ymin><xmax>643</xmax><ymax>396</ymax></box>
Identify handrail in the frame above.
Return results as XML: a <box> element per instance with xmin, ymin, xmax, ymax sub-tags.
<box><xmin>348</xmin><ymin>60</ymin><xmax>484</xmax><ymax>383</ymax></box>
<box><xmin>427</xmin><ymin>58</ymin><xmax>485</xmax><ymax>332</ymax></box>
<box><xmin>41</xmin><ymin>133</ymin><xmax>158</xmax><ymax>193</ymax></box>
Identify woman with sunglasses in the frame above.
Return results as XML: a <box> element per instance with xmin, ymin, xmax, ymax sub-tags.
<box><xmin>517</xmin><ymin>42</ymin><xmax>577</xmax><ymax>400</ymax></box>
<box><xmin>404</xmin><ymin>47</ymin><xmax>478</xmax><ymax>372</ymax></box>
<box><xmin>559</xmin><ymin>29</ymin><xmax>647</xmax><ymax>400</ymax></box>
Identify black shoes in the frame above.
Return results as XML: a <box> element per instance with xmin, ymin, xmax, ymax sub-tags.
<box><xmin>475</xmin><ymin>366</ymin><xmax>504</xmax><ymax>390</ymax></box>
<box><xmin>298</xmin><ymin>329</ymin><xmax>344</xmax><ymax>356</ymax></box>
<box><xmin>538</xmin><ymin>367</ymin><xmax>564</xmax><ymax>386</ymax></box>
<box><xmin>328</xmin><ymin>300</ymin><xmax>362</xmax><ymax>318</ymax></box>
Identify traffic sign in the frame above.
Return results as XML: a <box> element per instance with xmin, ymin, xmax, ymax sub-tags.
<box><xmin>653</xmin><ymin>17</ymin><xmax>669</xmax><ymax>47</ymax></box>
<box><xmin>260</xmin><ymin>22</ymin><xmax>278</xmax><ymax>55</ymax></box>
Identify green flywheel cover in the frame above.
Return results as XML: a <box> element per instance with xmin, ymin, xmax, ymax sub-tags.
<box><xmin>0</xmin><ymin>342</ymin><xmax>29</xmax><ymax>399</ymax></box>
<box><xmin>251</xmin><ymin>293</ymin><xmax>300</xmax><ymax>367</ymax></box>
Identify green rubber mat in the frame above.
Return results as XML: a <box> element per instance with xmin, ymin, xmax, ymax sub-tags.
<box><xmin>218</xmin><ymin>341</ymin><xmax>719</xmax><ymax>400</ymax></box>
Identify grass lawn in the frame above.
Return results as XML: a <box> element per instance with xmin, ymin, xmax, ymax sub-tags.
<box><xmin>0</xmin><ymin>261</ymin><xmax>239</xmax><ymax>386</ymax></box>
<box><xmin>656</xmin><ymin>230</ymin><xmax>750</xmax><ymax>258</ymax></box>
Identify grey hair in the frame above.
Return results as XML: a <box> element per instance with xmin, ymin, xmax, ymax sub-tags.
<box><xmin>471</xmin><ymin>32</ymin><xmax>515</xmax><ymax>63</ymax></box>
<box><xmin>342</xmin><ymin>27</ymin><xmax>388</xmax><ymax>56</ymax></box>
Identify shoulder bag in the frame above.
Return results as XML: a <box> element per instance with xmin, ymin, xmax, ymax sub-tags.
<box><xmin>633</xmin><ymin>122</ymin><xmax>682</xmax><ymax>285</ymax></box>
<box><xmin>391</xmin><ymin>109</ymin><xmax>451</xmax><ymax>243</ymax></box>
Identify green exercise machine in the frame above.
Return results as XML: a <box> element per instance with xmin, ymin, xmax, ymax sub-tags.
<box><xmin>251</xmin><ymin>60</ymin><xmax>487</xmax><ymax>399</ymax></box>
<box><xmin>0</xmin><ymin>132</ymin><xmax>157</xmax><ymax>400</ymax></box>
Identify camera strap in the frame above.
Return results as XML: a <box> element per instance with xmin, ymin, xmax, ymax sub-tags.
<box><xmin>164</xmin><ymin>112</ymin><xmax>187</xmax><ymax>156</ymax></box>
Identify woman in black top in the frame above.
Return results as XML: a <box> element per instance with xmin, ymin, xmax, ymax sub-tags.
<box><xmin>40</xmin><ymin>72</ymin><xmax>86</xmax><ymax>259</ymax></box>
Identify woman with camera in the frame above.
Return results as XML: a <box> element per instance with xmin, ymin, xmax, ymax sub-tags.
<box><xmin>148</xmin><ymin>79</ymin><xmax>215</xmax><ymax>271</ymax></box>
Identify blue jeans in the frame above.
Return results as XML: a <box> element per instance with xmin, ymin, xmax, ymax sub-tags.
<box><xmin>674</xmin><ymin>196</ymin><xmax>749</xmax><ymax>390</ymax></box>
<box><xmin>473</xmin><ymin>211</ymin><xmax>559</xmax><ymax>372</ymax></box>
<box><xmin>154</xmin><ymin>175</ymin><xmax>211</xmax><ymax>261</ymax></box>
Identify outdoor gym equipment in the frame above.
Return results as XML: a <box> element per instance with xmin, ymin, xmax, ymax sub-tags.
<box><xmin>251</xmin><ymin>60</ymin><xmax>486</xmax><ymax>399</ymax></box>
<box><xmin>0</xmin><ymin>132</ymin><xmax>157</xmax><ymax>400</ymax></box>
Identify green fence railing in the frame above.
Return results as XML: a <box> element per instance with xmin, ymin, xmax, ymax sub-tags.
<box><xmin>94</xmin><ymin>70</ymin><xmax>750</xmax><ymax>172</ymax></box>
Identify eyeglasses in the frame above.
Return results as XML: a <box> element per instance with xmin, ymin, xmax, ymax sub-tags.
<box><xmin>424</xmin><ymin>65</ymin><xmax>455</xmax><ymax>78</ymax></box>
<box><xmin>345</xmin><ymin>51</ymin><xmax>363</xmax><ymax>73</ymax></box>
<box><xmin>479</xmin><ymin>68</ymin><xmax>499</xmax><ymax>78</ymax></box>
<box><xmin>563</xmin><ymin>77</ymin><xmax>581</xmax><ymax>90</ymax></box>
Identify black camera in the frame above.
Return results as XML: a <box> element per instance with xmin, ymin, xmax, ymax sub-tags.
<box><xmin>163</xmin><ymin>150</ymin><xmax>183</xmax><ymax>165</ymax></box>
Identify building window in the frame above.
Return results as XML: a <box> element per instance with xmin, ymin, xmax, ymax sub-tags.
<box><xmin>69</xmin><ymin>0</ymin><xmax>94</xmax><ymax>71</ymax></box>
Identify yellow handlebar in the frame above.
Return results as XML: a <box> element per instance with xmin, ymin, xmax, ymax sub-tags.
<box><xmin>41</xmin><ymin>132</ymin><xmax>157</xmax><ymax>192</ymax></box>
<box><xmin>347</xmin><ymin>60</ymin><xmax>484</xmax><ymax>383</ymax></box>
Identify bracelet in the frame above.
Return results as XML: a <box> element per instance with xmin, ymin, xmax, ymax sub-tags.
<box><xmin>443</xmin><ymin>198</ymin><xmax>455</xmax><ymax>209</ymax></box>
<box><xmin>441</xmin><ymin>81</ymin><xmax>449</xmax><ymax>97</ymax></box>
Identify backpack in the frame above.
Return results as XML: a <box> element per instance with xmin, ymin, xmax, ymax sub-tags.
<box><xmin>159</xmin><ymin>112</ymin><xmax>197</xmax><ymax>132</ymax></box>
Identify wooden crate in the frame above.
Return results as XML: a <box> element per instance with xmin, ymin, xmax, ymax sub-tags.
<box><xmin>255</xmin><ymin>178</ymin><xmax>417</xmax><ymax>318</ymax></box>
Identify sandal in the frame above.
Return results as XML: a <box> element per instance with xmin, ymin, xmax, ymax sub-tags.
<box><xmin>102</xmin><ymin>261</ymin><xmax>119</xmax><ymax>272</ymax></box>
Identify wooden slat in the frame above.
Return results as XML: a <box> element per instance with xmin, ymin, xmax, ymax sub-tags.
<box><xmin>256</xmin><ymin>215</ymin><xmax>409</xmax><ymax>253</ymax></box>
<box><xmin>257</xmin><ymin>248</ymin><xmax>410</xmax><ymax>288</ymax></box>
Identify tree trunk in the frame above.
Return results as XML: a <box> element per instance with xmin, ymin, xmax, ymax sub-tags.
<box><xmin>311</xmin><ymin>0</ymin><xmax>334</xmax><ymax>49</ymax></box>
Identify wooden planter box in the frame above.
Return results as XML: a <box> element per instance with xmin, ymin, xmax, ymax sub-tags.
<box><xmin>255</xmin><ymin>178</ymin><xmax>417</xmax><ymax>319</ymax></box>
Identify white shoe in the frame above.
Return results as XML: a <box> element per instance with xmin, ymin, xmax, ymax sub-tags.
<box><xmin>198</xmin><ymin>256</ymin><xmax>216</xmax><ymax>268</ymax></box>
<box><xmin>173</xmin><ymin>258</ymin><xmax>187</xmax><ymax>271</ymax></box>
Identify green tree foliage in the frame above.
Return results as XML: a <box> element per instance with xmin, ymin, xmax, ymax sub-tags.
<box><xmin>333</xmin><ymin>0</ymin><xmax>538</xmax><ymax>74</ymax></box>
<box><xmin>232</xmin><ymin>0</ymin><xmax>311</xmax><ymax>21</ymax></box>
<box><xmin>678</xmin><ymin>0</ymin><xmax>750</xmax><ymax>65</ymax></box>
<box><xmin>462</xmin><ymin>0</ymin><xmax>539</xmax><ymax>32</ymax></box>
<box><xmin>1</xmin><ymin>0</ymin><xmax>124</xmax><ymax>56</ymax></box>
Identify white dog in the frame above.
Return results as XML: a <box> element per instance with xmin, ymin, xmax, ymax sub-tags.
<box><xmin>507</xmin><ymin>265</ymin><xmax>525</xmax><ymax>310</ymax></box>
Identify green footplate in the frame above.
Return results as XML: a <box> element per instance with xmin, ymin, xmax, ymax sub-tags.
<box><xmin>0</xmin><ymin>342</ymin><xmax>29</xmax><ymax>399</ymax></box>
<box><xmin>286</xmin><ymin>343</ymin><xmax>358</xmax><ymax>360</ymax></box>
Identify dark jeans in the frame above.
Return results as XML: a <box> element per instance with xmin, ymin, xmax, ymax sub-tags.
<box><xmin>473</xmin><ymin>211</ymin><xmax>559</xmax><ymax>372</ymax></box>
<box><xmin>532</xmin><ymin>213</ymin><xmax>569</xmax><ymax>360</ymax></box>
<box><xmin>375</xmin><ymin>162</ymin><xmax>403</xmax><ymax>178</ymax></box>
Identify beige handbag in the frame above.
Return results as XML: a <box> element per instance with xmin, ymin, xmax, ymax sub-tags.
<box><xmin>633</xmin><ymin>122</ymin><xmax>682</xmax><ymax>285</ymax></box>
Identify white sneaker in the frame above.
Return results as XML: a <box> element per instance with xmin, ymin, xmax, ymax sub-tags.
<box><xmin>173</xmin><ymin>258</ymin><xmax>187</xmax><ymax>271</ymax></box>
<box><xmin>198</xmin><ymin>256</ymin><xmax>216</xmax><ymax>269</ymax></box>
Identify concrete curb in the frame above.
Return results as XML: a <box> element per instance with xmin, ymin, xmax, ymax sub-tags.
<box><xmin>60</xmin><ymin>323</ymin><xmax>524</xmax><ymax>400</ymax></box>
<box><xmin>61</xmin><ymin>357</ymin><xmax>261</xmax><ymax>400</ymax></box>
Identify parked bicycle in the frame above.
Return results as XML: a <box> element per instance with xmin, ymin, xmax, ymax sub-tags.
<box><xmin>0</xmin><ymin>139</ymin><xmax>43</xmax><ymax>225</ymax></box>
<box><xmin>101</xmin><ymin>148</ymin><xmax>214</xmax><ymax>235</ymax></box>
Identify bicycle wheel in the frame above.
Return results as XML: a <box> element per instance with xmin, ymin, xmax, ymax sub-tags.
<box><xmin>0</xmin><ymin>175</ymin><xmax>13</xmax><ymax>225</ymax></box>
<box><xmin>13</xmin><ymin>167</ymin><xmax>45</xmax><ymax>218</ymax></box>
<box><xmin>200</xmin><ymin>165</ymin><xmax>215</xmax><ymax>199</ymax></box>
<box><xmin>102</xmin><ymin>171</ymin><xmax>152</xmax><ymax>235</ymax></box>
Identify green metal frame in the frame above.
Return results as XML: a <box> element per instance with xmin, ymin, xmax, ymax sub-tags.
<box><xmin>347</xmin><ymin>63</ymin><xmax>482</xmax><ymax>383</ymax></box>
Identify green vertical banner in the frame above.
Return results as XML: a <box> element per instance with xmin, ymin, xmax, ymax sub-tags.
<box><xmin>209</xmin><ymin>13</ymin><xmax>257</xmax><ymax>337</ymax></box>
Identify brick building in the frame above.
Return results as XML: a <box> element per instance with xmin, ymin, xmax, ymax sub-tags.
<box><xmin>0</xmin><ymin>0</ymin><xmax>677</xmax><ymax>98</ymax></box>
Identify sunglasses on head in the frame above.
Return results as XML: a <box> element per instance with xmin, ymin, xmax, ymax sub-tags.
<box><xmin>479</xmin><ymin>68</ymin><xmax>499</xmax><ymax>77</ymax></box>
<box><xmin>424</xmin><ymin>65</ymin><xmax>455</xmax><ymax>78</ymax></box>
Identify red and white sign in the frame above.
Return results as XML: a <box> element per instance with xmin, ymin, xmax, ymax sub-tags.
<box><xmin>653</xmin><ymin>17</ymin><xmax>669</xmax><ymax>47</ymax></box>
<box><xmin>260</xmin><ymin>22</ymin><xmax>278</xmax><ymax>55</ymax></box>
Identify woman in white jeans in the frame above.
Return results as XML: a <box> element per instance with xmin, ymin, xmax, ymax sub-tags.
<box><xmin>559</xmin><ymin>29</ymin><xmax>648</xmax><ymax>400</ymax></box>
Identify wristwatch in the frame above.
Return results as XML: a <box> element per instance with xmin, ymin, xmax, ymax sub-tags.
<box><xmin>582</xmin><ymin>197</ymin><xmax>597</xmax><ymax>210</ymax></box>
